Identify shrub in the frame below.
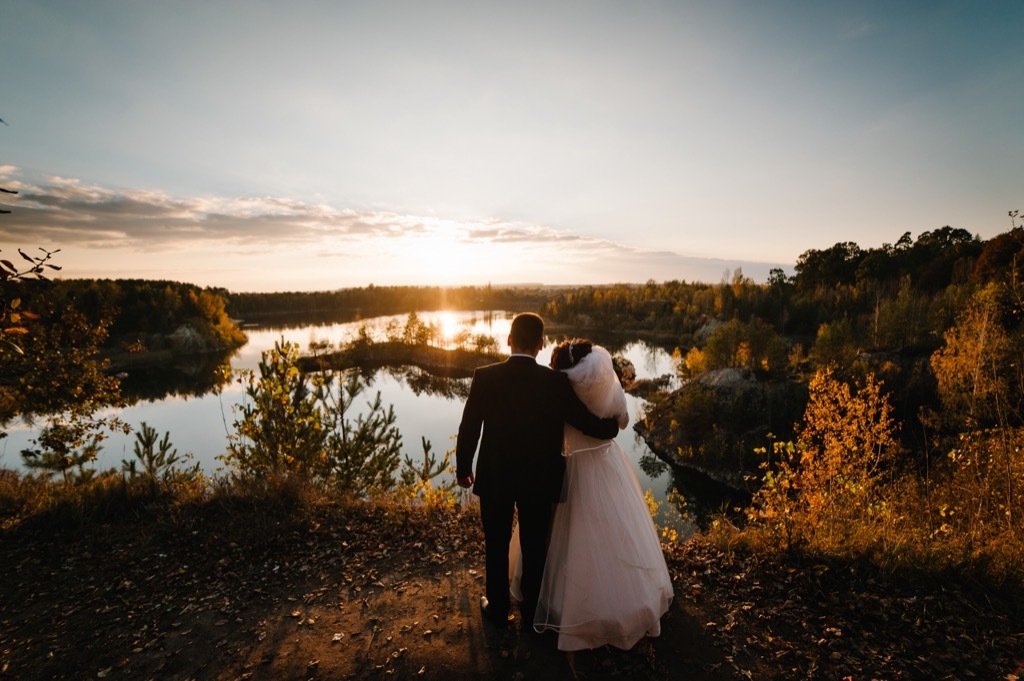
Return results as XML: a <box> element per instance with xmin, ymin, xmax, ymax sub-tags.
<box><xmin>223</xmin><ymin>340</ymin><xmax>403</xmax><ymax>495</ymax></box>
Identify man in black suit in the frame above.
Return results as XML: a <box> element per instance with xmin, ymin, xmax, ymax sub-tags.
<box><xmin>456</xmin><ymin>312</ymin><xmax>620</xmax><ymax>628</ymax></box>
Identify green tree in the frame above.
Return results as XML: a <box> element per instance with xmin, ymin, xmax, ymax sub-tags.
<box><xmin>21</xmin><ymin>409</ymin><xmax>127</xmax><ymax>483</ymax></box>
<box><xmin>685</xmin><ymin>318</ymin><xmax>788</xmax><ymax>377</ymax></box>
<box><xmin>225</xmin><ymin>340</ymin><xmax>330</xmax><ymax>478</ymax></box>
<box><xmin>223</xmin><ymin>340</ymin><xmax>403</xmax><ymax>494</ymax></box>
<box><xmin>3</xmin><ymin>284</ymin><xmax>125</xmax><ymax>482</ymax></box>
<box><xmin>873</xmin><ymin>277</ymin><xmax>930</xmax><ymax>351</ymax></box>
<box><xmin>402</xmin><ymin>312</ymin><xmax>431</xmax><ymax>346</ymax></box>
<box><xmin>316</xmin><ymin>371</ymin><xmax>402</xmax><ymax>493</ymax></box>
<box><xmin>809</xmin><ymin>318</ymin><xmax>858</xmax><ymax>370</ymax></box>
<box><xmin>795</xmin><ymin>241</ymin><xmax>864</xmax><ymax>292</ymax></box>
<box><xmin>398</xmin><ymin>436</ymin><xmax>459</xmax><ymax>507</ymax></box>
<box><xmin>0</xmin><ymin>295</ymin><xmax>121</xmax><ymax>420</ymax></box>
<box><xmin>122</xmin><ymin>422</ymin><xmax>200</xmax><ymax>490</ymax></box>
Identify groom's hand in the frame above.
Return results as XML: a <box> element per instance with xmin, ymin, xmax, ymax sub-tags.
<box><xmin>458</xmin><ymin>475</ymin><xmax>473</xmax><ymax>488</ymax></box>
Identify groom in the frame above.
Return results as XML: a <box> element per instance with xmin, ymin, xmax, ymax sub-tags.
<box><xmin>456</xmin><ymin>312</ymin><xmax>620</xmax><ymax>628</ymax></box>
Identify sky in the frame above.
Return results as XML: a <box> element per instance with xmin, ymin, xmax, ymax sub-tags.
<box><xmin>1</xmin><ymin>0</ymin><xmax>1022</xmax><ymax>292</ymax></box>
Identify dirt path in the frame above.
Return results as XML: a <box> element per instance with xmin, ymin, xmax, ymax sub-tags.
<box><xmin>0</xmin><ymin>500</ymin><xmax>736</xmax><ymax>681</ymax></box>
<box><xmin>1</xmin><ymin>499</ymin><xmax>1020</xmax><ymax>680</ymax></box>
<box><xmin>220</xmin><ymin>564</ymin><xmax>734</xmax><ymax>681</ymax></box>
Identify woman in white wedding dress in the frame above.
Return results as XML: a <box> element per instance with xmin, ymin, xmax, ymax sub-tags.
<box><xmin>512</xmin><ymin>339</ymin><xmax>673</xmax><ymax>652</ymax></box>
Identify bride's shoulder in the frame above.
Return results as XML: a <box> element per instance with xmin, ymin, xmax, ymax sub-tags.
<box><xmin>582</xmin><ymin>345</ymin><xmax>615</xmax><ymax>372</ymax></box>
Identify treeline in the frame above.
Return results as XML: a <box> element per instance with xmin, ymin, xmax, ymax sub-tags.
<box><xmin>544</xmin><ymin>226</ymin><xmax>1023</xmax><ymax>348</ymax></box>
<box><xmin>226</xmin><ymin>284</ymin><xmax>566</xmax><ymax>321</ymax></box>
<box><xmin>547</xmin><ymin>222</ymin><xmax>1024</xmax><ymax>590</ymax></box>
<box><xmin>0</xmin><ymin>278</ymin><xmax>245</xmax><ymax>419</ymax></box>
<box><xmin>548</xmin><ymin>227</ymin><xmax>1018</xmax><ymax>415</ymax></box>
<box><xmin>535</xmin><ymin>228</ymin><xmax>1021</xmax><ymax>481</ymax></box>
<box><xmin>2</xmin><ymin>278</ymin><xmax>245</xmax><ymax>352</ymax></box>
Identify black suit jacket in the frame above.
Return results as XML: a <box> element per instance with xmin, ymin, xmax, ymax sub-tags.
<box><xmin>456</xmin><ymin>355</ymin><xmax>620</xmax><ymax>502</ymax></box>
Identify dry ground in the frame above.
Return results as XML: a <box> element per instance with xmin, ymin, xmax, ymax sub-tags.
<box><xmin>1</xmin><ymin>497</ymin><xmax>1020</xmax><ymax>680</ymax></box>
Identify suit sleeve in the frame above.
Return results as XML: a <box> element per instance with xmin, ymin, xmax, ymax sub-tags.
<box><xmin>556</xmin><ymin>373</ymin><xmax>620</xmax><ymax>440</ymax></box>
<box><xmin>455</xmin><ymin>371</ymin><xmax>484</xmax><ymax>479</ymax></box>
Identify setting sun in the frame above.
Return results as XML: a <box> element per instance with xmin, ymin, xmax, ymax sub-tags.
<box><xmin>410</xmin><ymin>229</ymin><xmax>467</xmax><ymax>284</ymax></box>
<box><xmin>437</xmin><ymin>311</ymin><xmax>459</xmax><ymax>343</ymax></box>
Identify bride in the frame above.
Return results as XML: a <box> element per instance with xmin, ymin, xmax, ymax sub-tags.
<box><xmin>512</xmin><ymin>339</ymin><xmax>673</xmax><ymax>652</ymax></box>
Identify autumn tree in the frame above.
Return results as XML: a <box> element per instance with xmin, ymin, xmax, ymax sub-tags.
<box><xmin>930</xmin><ymin>283</ymin><xmax>1018</xmax><ymax>430</ymax></box>
<box><xmin>682</xmin><ymin>318</ymin><xmax>789</xmax><ymax>378</ymax></box>
<box><xmin>748</xmin><ymin>368</ymin><xmax>898</xmax><ymax>549</ymax></box>
<box><xmin>929</xmin><ymin>281</ymin><xmax>1024</xmax><ymax>542</ymax></box>
<box><xmin>0</xmin><ymin>248</ymin><xmax>62</xmax><ymax>354</ymax></box>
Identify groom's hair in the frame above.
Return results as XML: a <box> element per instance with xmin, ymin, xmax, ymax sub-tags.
<box><xmin>510</xmin><ymin>312</ymin><xmax>544</xmax><ymax>349</ymax></box>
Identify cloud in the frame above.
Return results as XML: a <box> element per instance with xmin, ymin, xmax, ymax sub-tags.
<box><xmin>460</xmin><ymin>221</ymin><xmax>587</xmax><ymax>246</ymax></box>
<box><xmin>0</xmin><ymin>172</ymin><xmax>404</xmax><ymax>247</ymax></box>
<box><xmin>1</xmin><ymin>173</ymin><xmax>591</xmax><ymax>252</ymax></box>
<box><xmin>0</xmin><ymin>169</ymin><xmax>790</xmax><ymax>289</ymax></box>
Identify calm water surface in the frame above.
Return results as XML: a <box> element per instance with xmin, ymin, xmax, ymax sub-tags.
<box><xmin>1</xmin><ymin>311</ymin><xmax>686</xmax><ymax>506</ymax></box>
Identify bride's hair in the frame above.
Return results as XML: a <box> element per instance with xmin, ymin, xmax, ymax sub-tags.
<box><xmin>550</xmin><ymin>338</ymin><xmax>593</xmax><ymax>370</ymax></box>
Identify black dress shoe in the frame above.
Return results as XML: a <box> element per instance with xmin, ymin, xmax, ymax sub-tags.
<box><xmin>479</xmin><ymin>596</ymin><xmax>509</xmax><ymax>625</ymax></box>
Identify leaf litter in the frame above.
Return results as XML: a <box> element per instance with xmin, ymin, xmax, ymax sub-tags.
<box><xmin>0</xmin><ymin>498</ymin><xmax>1019</xmax><ymax>679</ymax></box>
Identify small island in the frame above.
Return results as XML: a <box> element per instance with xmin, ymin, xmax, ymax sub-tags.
<box><xmin>296</xmin><ymin>340</ymin><xmax>504</xmax><ymax>379</ymax></box>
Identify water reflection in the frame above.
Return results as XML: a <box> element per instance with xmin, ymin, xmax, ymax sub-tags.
<box><xmin>639</xmin><ymin>451</ymin><xmax>670</xmax><ymax>479</ymax></box>
<box><xmin>118</xmin><ymin>351</ymin><xmax>236</xmax><ymax>405</ymax></box>
<box><xmin>670</xmin><ymin>466</ymin><xmax>752</xmax><ymax>530</ymax></box>
<box><xmin>361</xmin><ymin>365</ymin><xmax>471</xmax><ymax>401</ymax></box>
<box><xmin>1</xmin><ymin>311</ymin><xmax>704</xmax><ymax>529</ymax></box>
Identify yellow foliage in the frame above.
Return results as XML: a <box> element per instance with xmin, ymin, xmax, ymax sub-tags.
<box><xmin>683</xmin><ymin>346</ymin><xmax>707</xmax><ymax>375</ymax></box>
<box><xmin>931</xmin><ymin>283</ymin><xmax>1010</xmax><ymax>429</ymax></box>
<box><xmin>746</xmin><ymin>368</ymin><xmax>898</xmax><ymax>550</ymax></box>
<box><xmin>645</xmin><ymin>488</ymin><xmax>689</xmax><ymax>545</ymax></box>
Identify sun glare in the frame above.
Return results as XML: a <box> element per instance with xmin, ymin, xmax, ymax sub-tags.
<box><xmin>402</xmin><ymin>220</ymin><xmax>515</xmax><ymax>286</ymax></box>
<box><xmin>374</xmin><ymin>219</ymin><xmax>535</xmax><ymax>288</ymax></box>
<box><xmin>438</xmin><ymin>312</ymin><xmax>459</xmax><ymax>342</ymax></box>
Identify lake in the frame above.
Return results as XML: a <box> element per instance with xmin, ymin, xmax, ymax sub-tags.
<box><xmin>1</xmin><ymin>310</ymin><xmax>707</xmax><ymax>519</ymax></box>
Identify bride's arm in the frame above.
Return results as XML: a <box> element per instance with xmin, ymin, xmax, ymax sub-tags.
<box><xmin>561</xmin><ymin>374</ymin><xmax>620</xmax><ymax>440</ymax></box>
